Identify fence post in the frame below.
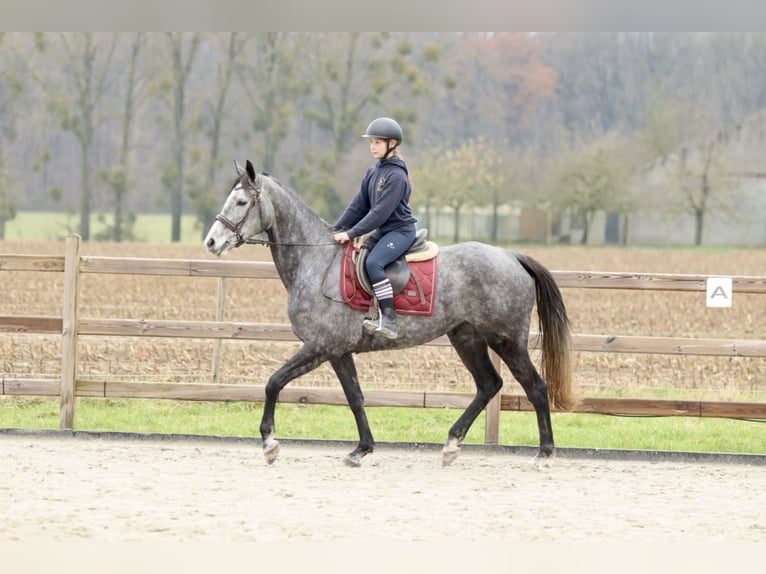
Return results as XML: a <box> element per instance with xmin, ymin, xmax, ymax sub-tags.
<box><xmin>484</xmin><ymin>350</ymin><xmax>502</xmax><ymax>444</ymax></box>
<box><xmin>59</xmin><ymin>235</ymin><xmax>81</xmax><ymax>430</ymax></box>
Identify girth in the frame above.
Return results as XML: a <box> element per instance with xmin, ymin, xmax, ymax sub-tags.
<box><xmin>354</xmin><ymin>229</ymin><xmax>438</xmax><ymax>296</ymax></box>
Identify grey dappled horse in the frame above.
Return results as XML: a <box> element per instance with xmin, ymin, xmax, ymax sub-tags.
<box><xmin>204</xmin><ymin>160</ymin><xmax>576</xmax><ymax>467</ymax></box>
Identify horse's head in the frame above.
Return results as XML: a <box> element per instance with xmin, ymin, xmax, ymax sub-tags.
<box><xmin>205</xmin><ymin>160</ymin><xmax>268</xmax><ymax>256</ymax></box>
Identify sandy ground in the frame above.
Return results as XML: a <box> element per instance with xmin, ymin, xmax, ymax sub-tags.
<box><xmin>0</xmin><ymin>433</ymin><xmax>764</xmax><ymax>543</ymax></box>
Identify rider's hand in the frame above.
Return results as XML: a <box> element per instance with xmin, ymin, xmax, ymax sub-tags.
<box><xmin>334</xmin><ymin>231</ymin><xmax>350</xmax><ymax>244</ymax></box>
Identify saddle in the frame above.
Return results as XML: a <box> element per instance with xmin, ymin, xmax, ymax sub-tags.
<box><xmin>340</xmin><ymin>229</ymin><xmax>439</xmax><ymax>316</ymax></box>
<box><xmin>354</xmin><ymin>229</ymin><xmax>437</xmax><ymax>296</ymax></box>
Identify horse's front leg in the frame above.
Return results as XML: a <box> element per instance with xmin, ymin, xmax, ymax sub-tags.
<box><xmin>330</xmin><ymin>354</ymin><xmax>374</xmax><ymax>467</ymax></box>
<box><xmin>260</xmin><ymin>344</ymin><xmax>327</xmax><ymax>464</ymax></box>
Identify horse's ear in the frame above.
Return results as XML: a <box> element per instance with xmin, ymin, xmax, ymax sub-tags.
<box><xmin>234</xmin><ymin>160</ymin><xmax>244</xmax><ymax>177</ymax></box>
<box><xmin>245</xmin><ymin>160</ymin><xmax>256</xmax><ymax>182</ymax></box>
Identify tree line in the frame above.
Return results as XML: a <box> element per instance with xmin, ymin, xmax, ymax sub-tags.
<box><xmin>1</xmin><ymin>32</ymin><xmax>765</xmax><ymax>244</ymax></box>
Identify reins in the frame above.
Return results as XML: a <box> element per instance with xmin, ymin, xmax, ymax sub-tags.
<box><xmin>245</xmin><ymin>238</ymin><xmax>337</xmax><ymax>247</ymax></box>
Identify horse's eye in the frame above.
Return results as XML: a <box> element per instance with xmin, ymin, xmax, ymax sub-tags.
<box><xmin>236</xmin><ymin>199</ymin><xmax>248</xmax><ymax>207</ymax></box>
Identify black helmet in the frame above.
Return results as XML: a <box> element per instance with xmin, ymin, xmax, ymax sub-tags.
<box><xmin>362</xmin><ymin>117</ymin><xmax>403</xmax><ymax>143</ymax></box>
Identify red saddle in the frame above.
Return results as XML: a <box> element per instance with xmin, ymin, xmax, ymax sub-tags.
<box><xmin>340</xmin><ymin>242</ymin><xmax>438</xmax><ymax>316</ymax></box>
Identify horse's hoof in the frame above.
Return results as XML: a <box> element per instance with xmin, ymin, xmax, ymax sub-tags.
<box><xmin>343</xmin><ymin>453</ymin><xmax>362</xmax><ymax>467</ymax></box>
<box><xmin>263</xmin><ymin>439</ymin><xmax>280</xmax><ymax>465</ymax></box>
<box><xmin>441</xmin><ymin>437</ymin><xmax>461</xmax><ymax>466</ymax></box>
<box><xmin>530</xmin><ymin>452</ymin><xmax>554</xmax><ymax>470</ymax></box>
<box><xmin>441</xmin><ymin>447</ymin><xmax>461</xmax><ymax>466</ymax></box>
<box><xmin>343</xmin><ymin>446</ymin><xmax>372</xmax><ymax>467</ymax></box>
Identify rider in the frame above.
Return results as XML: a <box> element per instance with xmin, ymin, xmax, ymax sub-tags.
<box><xmin>333</xmin><ymin>117</ymin><xmax>418</xmax><ymax>339</ymax></box>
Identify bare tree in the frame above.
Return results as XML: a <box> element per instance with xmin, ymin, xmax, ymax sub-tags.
<box><xmin>238</xmin><ymin>33</ymin><xmax>307</xmax><ymax>176</ymax></box>
<box><xmin>31</xmin><ymin>33</ymin><xmax>118</xmax><ymax>240</ymax></box>
<box><xmin>157</xmin><ymin>32</ymin><xmax>202</xmax><ymax>242</ymax></box>
<box><xmin>188</xmin><ymin>32</ymin><xmax>245</xmax><ymax>238</ymax></box>
<box><xmin>0</xmin><ymin>33</ymin><xmax>23</xmax><ymax>238</ymax></box>
<box><xmin>97</xmin><ymin>33</ymin><xmax>150</xmax><ymax>242</ymax></box>
<box><xmin>675</xmin><ymin>133</ymin><xmax>738</xmax><ymax>245</ymax></box>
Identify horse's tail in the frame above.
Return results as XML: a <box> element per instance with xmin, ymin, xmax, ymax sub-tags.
<box><xmin>515</xmin><ymin>253</ymin><xmax>577</xmax><ymax>411</ymax></box>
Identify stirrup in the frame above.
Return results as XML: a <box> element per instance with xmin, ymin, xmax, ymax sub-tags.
<box><xmin>362</xmin><ymin>313</ymin><xmax>381</xmax><ymax>334</ymax></box>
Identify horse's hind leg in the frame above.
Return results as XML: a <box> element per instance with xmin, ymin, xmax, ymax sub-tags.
<box><xmin>330</xmin><ymin>354</ymin><xmax>374</xmax><ymax>467</ymax></box>
<box><xmin>490</xmin><ymin>338</ymin><xmax>555</xmax><ymax>467</ymax></box>
<box><xmin>443</xmin><ymin>324</ymin><xmax>503</xmax><ymax>466</ymax></box>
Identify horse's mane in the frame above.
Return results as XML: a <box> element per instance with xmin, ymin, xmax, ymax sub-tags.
<box><xmin>226</xmin><ymin>164</ymin><xmax>333</xmax><ymax>230</ymax></box>
<box><xmin>264</xmin><ymin>172</ymin><xmax>333</xmax><ymax>229</ymax></box>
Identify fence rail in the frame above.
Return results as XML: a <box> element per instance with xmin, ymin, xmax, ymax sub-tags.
<box><xmin>2</xmin><ymin>236</ymin><xmax>765</xmax><ymax>442</ymax></box>
<box><xmin>4</xmin><ymin>316</ymin><xmax>766</xmax><ymax>357</ymax></box>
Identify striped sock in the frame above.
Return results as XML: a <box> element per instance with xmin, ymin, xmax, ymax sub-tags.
<box><xmin>372</xmin><ymin>278</ymin><xmax>394</xmax><ymax>302</ymax></box>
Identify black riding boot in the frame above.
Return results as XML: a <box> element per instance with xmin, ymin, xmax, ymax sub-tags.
<box><xmin>363</xmin><ymin>299</ymin><xmax>398</xmax><ymax>339</ymax></box>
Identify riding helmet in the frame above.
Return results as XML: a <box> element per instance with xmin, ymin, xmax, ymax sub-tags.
<box><xmin>362</xmin><ymin>117</ymin><xmax>403</xmax><ymax>143</ymax></box>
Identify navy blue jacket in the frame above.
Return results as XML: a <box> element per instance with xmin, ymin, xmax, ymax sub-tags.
<box><xmin>333</xmin><ymin>157</ymin><xmax>418</xmax><ymax>239</ymax></box>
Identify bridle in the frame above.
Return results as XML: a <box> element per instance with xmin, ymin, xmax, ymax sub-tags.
<box><xmin>214</xmin><ymin>173</ymin><xmax>264</xmax><ymax>248</ymax></box>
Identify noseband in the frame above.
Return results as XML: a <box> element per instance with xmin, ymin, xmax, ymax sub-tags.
<box><xmin>215</xmin><ymin>173</ymin><xmax>263</xmax><ymax>247</ymax></box>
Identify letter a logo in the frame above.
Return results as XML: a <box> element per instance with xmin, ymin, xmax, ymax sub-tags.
<box><xmin>706</xmin><ymin>277</ymin><xmax>732</xmax><ymax>308</ymax></box>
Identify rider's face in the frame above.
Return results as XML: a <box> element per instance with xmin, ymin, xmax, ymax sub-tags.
<box><xmin>369</xmin><ymin>137</ymin><xmax>390</xmax><ymax>159</ymax></box>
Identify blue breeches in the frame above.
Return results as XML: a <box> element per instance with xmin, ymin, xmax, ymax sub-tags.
<box><xmin>364</xmin><ymin>228</ymin><xmax>416</xmax><ymax>286</ymax></box>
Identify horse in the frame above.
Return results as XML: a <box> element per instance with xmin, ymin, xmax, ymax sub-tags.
<box><xmin>204</xmin><ymin>160</ymin><xmax>576</xmax><ymax>468</ymax></box>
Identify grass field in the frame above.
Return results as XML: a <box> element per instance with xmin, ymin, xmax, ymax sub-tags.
<box><xmin>5</xmin><ymin>211</ymin><xmax>202</xmax><ymax>244</ymax></box>
<box><xmin>2</xmin><ymin>231</ymin><xmax>765</xmax><ymax>453</ymax></box>
<box><xmin>1</xmin><ymin>396</ymin><xmax>763</xmax><ymax>454</ymax></box>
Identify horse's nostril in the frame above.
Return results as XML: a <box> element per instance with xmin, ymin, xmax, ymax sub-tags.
<box><xmin>206</xmin><ymin>237</ymin><xmax>214</xmax><ymax>248</ymax></box>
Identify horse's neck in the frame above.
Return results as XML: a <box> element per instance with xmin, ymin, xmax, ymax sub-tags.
<box><xmin>265</xmin><ymin>182</ymin><xmax>332</xmax><ymax>290</ymax></box>
<box><xmin>268</xmin><ymin>185</ymin><xmax>328</xmax><ymax>242</ymax></box>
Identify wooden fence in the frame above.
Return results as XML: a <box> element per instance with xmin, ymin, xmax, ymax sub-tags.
<box><xmin>2</xmin><ymin>235</ymin><xmax>766</xmax><ymax>444</ymax></box>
